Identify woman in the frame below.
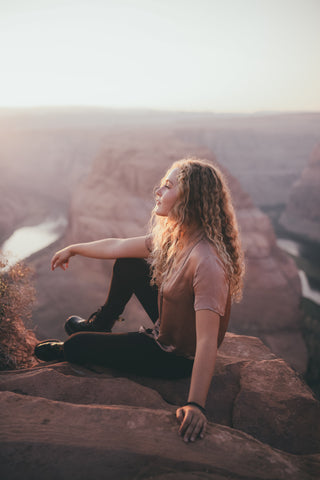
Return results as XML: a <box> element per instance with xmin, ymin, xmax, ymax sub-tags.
<box><xmin>35</xmin><ymin>158</ymin><xmax>245</xmax><ymax>443</ymax></box>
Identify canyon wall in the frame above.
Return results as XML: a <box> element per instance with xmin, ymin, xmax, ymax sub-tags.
<box><xmin>280</xmin><ymin>144</ymin><xmax>320</xmax><ymax>243</ymax></box>
<box><xmin>176</xmin><ymin>113</ymin><xmax>320</xmax><ymax>207</ymax></box>
<box><xmin>0</xmin><ymin>118</ymin><xmax>106</xmax><ymax>243</ymax></box>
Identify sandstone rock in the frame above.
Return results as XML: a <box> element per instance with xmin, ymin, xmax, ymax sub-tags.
<box><xmin>121</xmin><ymin>333</ymin><xmax>319</xmax><ymax>455</ymax></box>
<box><xmin>1</xmin><ymin>390</ymin><xmax>319</xmax><ymax>480</ymax></box>
<box><xmin>1</xmin><ymin>333</ymin><xmax>318</xmax><ymax>457</ymax></box>
<box><xmin>232</xmin><ymin>358</ymin><xmax>320</xmax><ymax>453</ymax></box>
<box><xmin>280</xmin><ymin>144</ymin><xmax>320</xmax><ymax>243</ymax></box>
<box><xmin>0</xmin><ymin>364</ymin><xmax>168</xmax><ymax>410</ymax></box>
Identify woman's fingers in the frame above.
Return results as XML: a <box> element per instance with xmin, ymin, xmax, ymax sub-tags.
<box><xmin>51</xmin><ymin>254</ymin><xmax>62</xmax><ymax>271</ymax></box>
<box><xmin>189</xmin><ymin>418</ymin><xmax>205</xmax><ymax>442</ymax></box>
<box><xmin>176</xmin><ymin>406</ymin><xmax>207</xmax><ymax>443</ymax></box>
<box><xmin>176</xmin><ymin>408</ymin><xmax>184</xmax><ymax>423</ymax></box>
<box><xmin>178</xmin><ymin>408</ymin><xmax>193</xmax><ymax>437</ymax></box>
<box><xmin>51</xmin><ymin>249</ymin><xmax>70</xmax><ymax>271</ymax></box>
<box><xmin>58</xmin><ymin>260</ymin><xmax>68</xmax><ymax>271</ymax></box>
<box><xmin>182</xmin><ymin>416</ymin><xmax>198</xmax><ymax>442</ymax></box>
<box><xmin>183</xmin><ymin>415</ymin><xmax>205</xmax><ymax>443</ymax></box>
<box><xmin>51</xmin><ymin>256</ymin><xmax>57</xmax><ymax>271</ymax></box>
<box><xmin>200</xmin><ymin>421</ymin><xmax>206</xmax><ymax>439</ymax></box>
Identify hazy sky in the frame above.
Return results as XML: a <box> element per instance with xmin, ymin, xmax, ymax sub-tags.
<box><xmin>0</xmin><ymin>0</ymin><xmax>319</xmax><ymax>112</ymax></box>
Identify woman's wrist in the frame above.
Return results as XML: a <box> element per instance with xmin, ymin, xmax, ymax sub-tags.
<box><xmin>68</xmin><ymin>245</ymin><xmax>77</xmax><ymax>256</ymax></box>
<box><xmin>186</xmin><ymin>401</ymin><xmax>206</xmax><ymax>415</ymax></box>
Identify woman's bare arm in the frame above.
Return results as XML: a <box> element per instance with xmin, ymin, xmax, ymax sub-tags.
<box><xmin>176</xmin><ymin>309</ymin><xmax>220</xmax><ymax>443</ymax></box>
<box><xmin>51</xmin><ymin>236</ymin><xmax>150</xmax><ymax>271</ymax></box>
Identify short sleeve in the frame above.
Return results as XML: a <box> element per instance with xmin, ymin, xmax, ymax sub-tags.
<box><xmin>193</xmin><ymin>254</ymin><xmax>229</xmax><ymax>316</ymax></box>
<box><xmin>145</xmin><ymin>234</ymin><xmax>153</xmax><ymax>253</ymax></box>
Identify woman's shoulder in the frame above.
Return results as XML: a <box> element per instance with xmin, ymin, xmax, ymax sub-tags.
<box><xmin>191</xmin><ymin>237</ymin><xmax>220</xmax><ymax>258</ymax></box>
<box><xmin>189</xmin><ymin>238</ymin><xmax>226</xmax><ymax>272</ymax></box>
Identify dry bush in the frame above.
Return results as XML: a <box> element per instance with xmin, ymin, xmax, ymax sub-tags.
<box><xmin>0</xmin><ymin>252</ymin><xmax>38</xmax><ymax>370</ymax></box>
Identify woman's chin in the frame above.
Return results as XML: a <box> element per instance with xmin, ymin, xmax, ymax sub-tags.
<box><xmin>155</xmin><ymin>208</ymin><xmax>167</xmax><ymax>217</ymax></box>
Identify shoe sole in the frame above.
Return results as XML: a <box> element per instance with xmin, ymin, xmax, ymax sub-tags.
<box><xmin>36</xmin><ymin>338</ymin><xmax>62</xmax><ymax>346</ymax></box>
<box><xmin>34</xmin><ymin>340</ymin><xmax>64</xmax><ymax>362</ymax></box>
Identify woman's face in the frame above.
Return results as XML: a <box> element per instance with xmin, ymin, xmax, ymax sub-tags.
<box><xmin>154</xmin><ymin>167</ymin><xmax>180</xmax><ymax>217</ymax></box>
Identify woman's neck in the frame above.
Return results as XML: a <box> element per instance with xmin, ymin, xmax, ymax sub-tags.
<box><xmin>179</xmin><ymin>225</ymin><xmax>203</xmax><ymax>248</ymax></box>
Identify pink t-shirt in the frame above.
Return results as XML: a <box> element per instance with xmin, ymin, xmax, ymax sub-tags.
<box><xmin>143</xmin><ymin>232</ymin><xmax>231</xmax><ymax>358</ymax></box>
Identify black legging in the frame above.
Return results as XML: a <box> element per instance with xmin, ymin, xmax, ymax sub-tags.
<box><xmin>63</xmin><ymin>258</ymin><xmax>193</xmax><ymax>378</ymax></box>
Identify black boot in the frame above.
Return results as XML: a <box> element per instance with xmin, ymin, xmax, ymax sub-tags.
<box><xmin>64</xmin><ymin>305</ymin><xmax>121</xmax><ymax>336</ymax></box>
<box><xmin>34</xmin><ymin>340</ymin><xmax>64</xmax><ymax>362</ymax></box>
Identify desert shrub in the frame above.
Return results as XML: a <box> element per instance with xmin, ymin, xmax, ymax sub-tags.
<box><xmin>0</xmin><ymin>252</ymin><xmax>38</xmax><ymax>370</ymax></box>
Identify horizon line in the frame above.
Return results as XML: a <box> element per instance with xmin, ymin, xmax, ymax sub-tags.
<box><xmin>0</xmin><ymin>105</ymin><xmax>319</xmax><ymax>116</ymax></box>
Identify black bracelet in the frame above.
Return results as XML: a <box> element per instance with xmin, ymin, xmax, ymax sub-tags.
<box><xmin>186</xmin><ymin>401</ymin><xmax>206</xmax><ymax>415</ymax></box>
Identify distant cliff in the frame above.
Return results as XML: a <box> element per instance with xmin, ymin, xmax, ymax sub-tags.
<box><xmin>0</xmin><ymin>124</ymin><xmax>105</xmax><ymax>243</ymax></box>
<box><xmin>280</xmin><ymin>144</ymin><xmax>320</xmax><ymax>243</ymax></box>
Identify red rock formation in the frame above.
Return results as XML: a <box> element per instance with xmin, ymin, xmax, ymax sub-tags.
<box><xmin>0</xmin><ymin>333</ymin><xmax>319</xmax><ymax>479</ymax></box>
<box><xmin>280</xmin><ymin>144</ymin><xmax>320</xmax><ymax>243</ymax></box>
<box><xmin>3</xmin><ymin>391</ymin><xmax>317</xmax><ymax>480</ymax></box>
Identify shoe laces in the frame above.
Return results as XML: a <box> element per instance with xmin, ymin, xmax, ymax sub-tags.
<box><xmin>87</xmin><ymin>307</ymin><xmax>104</xmax><ymax>325</ymax></box>
<box><xmin>87</xmin><ymin>306</ymin><xmax>124</xmax><ymax>325</ymax></box>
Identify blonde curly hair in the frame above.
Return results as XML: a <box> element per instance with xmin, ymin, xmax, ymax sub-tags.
<box><xmin>148</xmin><ymin>158</ymin><xmax>245</xmax><ymax>302</ymax></box>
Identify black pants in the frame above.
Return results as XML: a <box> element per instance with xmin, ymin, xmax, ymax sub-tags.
<box><xmin>64</xmin><ymin>258</ymin><xmax>193</xmax><ymax>378</ymax></box>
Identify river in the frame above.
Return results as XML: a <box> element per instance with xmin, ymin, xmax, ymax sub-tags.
<box><xmin>1</xmin><ymin>216</ymin><xmax>67</xmax><ymax>269</ymax></box>
<box><xmin>276</xmin><ymin>238</ymin><xmax>320</xmax><ymax>305</ymax></box>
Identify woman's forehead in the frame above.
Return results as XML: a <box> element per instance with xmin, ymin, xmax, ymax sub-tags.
<box><xmin>165</xmin><ymin>167</ymin><xmax>179</xmax><ymax>183</ymax></box>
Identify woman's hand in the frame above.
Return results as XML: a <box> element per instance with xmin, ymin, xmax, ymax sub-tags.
<box><xmin>176</xmin><ymin>404</ymin><xmax>207</xmax><ymax>443</ymax></box>
<box><xmin>51</xmin><ymin>247</ymin><xmax>74</xmax><ymax>271</ymax></box>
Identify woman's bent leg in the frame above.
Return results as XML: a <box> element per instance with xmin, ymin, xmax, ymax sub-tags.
<box><xmin>93</xmin><ymin>258</ymin><xmax>159</xmax><ymax>331</ymax></box>
<box><xmin>64</xmin><ymin>331</ymin><xmax>193</xmax><ymax>379</ymax></box>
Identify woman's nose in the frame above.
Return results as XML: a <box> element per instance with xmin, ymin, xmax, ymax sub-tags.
<box><xmin>155</xmin><ymin>186</ymin><xmax>162</xmax><ymax>197</ymax></box>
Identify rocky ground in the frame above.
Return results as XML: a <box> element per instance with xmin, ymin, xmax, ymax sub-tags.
<box><xmin>0</xmin><ymin>333</ymin><xmax>319</xmax><ymax>479</ymax></box>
